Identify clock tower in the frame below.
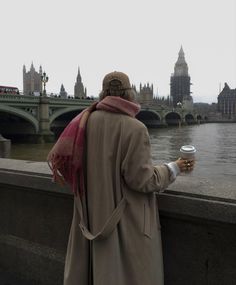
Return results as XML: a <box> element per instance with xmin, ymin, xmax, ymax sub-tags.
<box><xmin>170</xmin><ymin>47</ymin><xmax>192</xmax><ymax>107</ymax></box>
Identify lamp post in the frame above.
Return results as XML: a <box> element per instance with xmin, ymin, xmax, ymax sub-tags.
<box><xmin>39</xmin><ymin>71</ymin><xmax>52</xmax><ymax>142</ymax></box>
<box><xmin>177</xmin><ymin>101</ymin><xmax>182</xmax><ymax>108</ymax></box>
<box><xmin>177</xmin><ymin>101</ymin><xmax>184</xmax><ymax>127</ymax></box>
<box><xmin>41</xmin><ymin>71</ymin><xmax>49</xmax><ymax>96</ymax></box>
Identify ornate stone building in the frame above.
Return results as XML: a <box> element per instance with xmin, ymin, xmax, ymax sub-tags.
<box><xmin>137</xmin><ymin>83</ymin><xmax>154</xmax><ymax>104</ymax></box>
<box><xmin>74</xmin><ymin>67</ymin><xmax>87</xmax><ymax>99</ymax></box>
<box><xmin>23</xmin><ymin>63</ymin><xmax>43</xmax><ymax>95</ymax></box>
<box><xmin>218</xmin><ymin>83</ymin><xmax>236</xmax><ymax>117</ymax></box>
<box><xmin>59</xmin><ymin>84</ymin><xmax>67</xmax><ymax>99</ymax></box>
<box><xmin>170</xmin><ymin>47</ymin><xmax>193</xmax><ymax>107</ymax></box>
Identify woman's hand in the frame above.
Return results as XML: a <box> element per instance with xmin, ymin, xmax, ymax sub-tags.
<box><xmin>175</xmin><ymin>158</ymin><xmax>195</xmax><ymax>173</ymax></box>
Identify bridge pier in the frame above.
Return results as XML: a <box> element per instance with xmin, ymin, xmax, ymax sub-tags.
<box><xmin>39</xmin><ymin>96</ymin><xmax>51</xmax><ymax>134</ymax></box>
<box><xmin>0</xmin><ymin>134</ymin><xmax>11</xmax><ymax>158</ymax></box>
<box><xmin>33</xmin><ymin>134</ymin><xmax>55</xmax><ymax>144</ymax></box>
<box><xmin>38</xmin><ymin>96</ymin><xmax>55</xmax><ymax>143</ymax></box>
<box><xmin>161</xmin><ymin>118</ymin><xmax>168</xmax><ymax>127</ymax></box>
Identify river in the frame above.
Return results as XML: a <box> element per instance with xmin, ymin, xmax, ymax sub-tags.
<box><xmin>10</xmin><ymin>123</ymin><xmax>236</xmax><ymax>183</ymax></box>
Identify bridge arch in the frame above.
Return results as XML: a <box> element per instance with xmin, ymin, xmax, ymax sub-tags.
<box><xmin>50</xmin><ymin>107</ymin><xmax>86</xmax><ymax>137</ymax></box>
<box><xmin>165</xmin><ymin>112</ymin><xmax>181</xmax><ymax>126</ymax></box>
<box><xmin>185</xmin><ymin>113</ymin><xmax>195</xmax><ymax>125</ymax></box>
<box><xmin>49</xmin><ymin>106</ymin><xmax>86</xmax><ymax>124</ymax></box>
<box><xmin>0</xmin><ymin>105</ymin><xmax>38</xmax><ymax>132</ymax></box>
<box><xmin>136</xmin><ymin>110</ymin><xmax>161</xmax><ymax>127</ymax></box>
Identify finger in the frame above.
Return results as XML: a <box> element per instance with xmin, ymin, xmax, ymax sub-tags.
<box><xmin>188</xmin><ymin>165</ymin><xmax>195</xmax><ymax>171</ymax></box>
<box><xmin>186</xmin><ymin>160</ymin><xmax>195</xmax><ymax>166</ymax></box>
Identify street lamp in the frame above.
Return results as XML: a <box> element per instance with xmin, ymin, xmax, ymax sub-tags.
<box><xmin>41</xmin><ymin>71</ymin><xmax>49</xmax><ymax>96</ymax></box>
<box><xmin>177</xmin><ymin>101</ymin><xmax>184</xmax><ymax>127</ymax></box>
<box><xmin>177</xmin><ymin>101</ymin><xmax>182</xmax><ymax>108</ymax></box>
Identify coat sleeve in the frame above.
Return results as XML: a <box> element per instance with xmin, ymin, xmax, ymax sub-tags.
<box><xmin>121</xmin><ymin>124</ymin><xmax>173</xmax><ymax>193</ymax></box>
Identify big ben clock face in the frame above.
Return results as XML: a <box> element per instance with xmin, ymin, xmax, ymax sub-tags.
<box><xmin>176</xmin><ymin>68</ymin><xmax>183</xmax><ymax>76</ymax></box>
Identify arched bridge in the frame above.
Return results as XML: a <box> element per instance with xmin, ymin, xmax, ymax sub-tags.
<box><xmin>0</xmin><ymin>94</ymin><xmax>206</xmax><ymax>142</ymax></box>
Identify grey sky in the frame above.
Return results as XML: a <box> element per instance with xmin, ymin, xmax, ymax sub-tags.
<box><xmin>1</xmin><ymin>0</ymin><xmax>236</xmax><ymax>103</ymax></box>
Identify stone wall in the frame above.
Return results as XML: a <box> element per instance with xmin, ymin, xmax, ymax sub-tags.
<box><xmin>0</xmin><ymin>159</ymin><xmax>236</xmax><ymax>285</ymax></box>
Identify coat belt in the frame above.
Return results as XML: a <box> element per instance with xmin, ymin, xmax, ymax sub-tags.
<box><xmin>76</xmin><ymin>194</ymin><xmax>127</xmax><ymax>241</ymax></box>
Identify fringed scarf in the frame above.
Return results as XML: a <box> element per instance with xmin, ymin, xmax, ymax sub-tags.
<box><xmin>47</xmin><ymin>96</ymin><xmax>140</xmax><ymax>196</ymax></box>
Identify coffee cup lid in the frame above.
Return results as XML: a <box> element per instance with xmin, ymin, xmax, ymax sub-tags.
<box><xmin>180</xmin><ymin>145</ymin><xmax>196</xmax><ymax>154</ymax></box>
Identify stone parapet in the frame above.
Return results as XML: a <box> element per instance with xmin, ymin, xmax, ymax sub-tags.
<box><xmin>0</xmin><ymin>159</ymin><xmax>236</xmax><ymax>285</ymax></box>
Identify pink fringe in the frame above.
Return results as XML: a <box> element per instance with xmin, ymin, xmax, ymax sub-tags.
<box><xmin>47</xmin><ymin>96</ymin><xmax>140</xmax><ymax>196</ymax></box>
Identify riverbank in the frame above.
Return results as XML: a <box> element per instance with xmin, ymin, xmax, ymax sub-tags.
<box><xmin>207</xmin><ymin>120</ymin><xmax>236</xmax><ymax>123</ymax></box>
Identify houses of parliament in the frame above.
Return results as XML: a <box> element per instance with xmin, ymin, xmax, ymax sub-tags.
<box><xmin>23</xmin><ymin>64</ymin><xmax>87</xmax><ymax>99</ymax></box>
<box><xmin>22</xmin><ymin>48</ymin><xmax>236</xmax><ymax>118</ymax></box>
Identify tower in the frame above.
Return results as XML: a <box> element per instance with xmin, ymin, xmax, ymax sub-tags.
<box><xmin>74</xmin><ymin>67</ymin><xmax>87</xmax><ymax>99</ymax></box>
<box><xmin>23</xmin><ymin>63</ymin><xmax>43</xmax><ymax>95</ymax></box>
<box><xmin>59</xmin><ymin>84</ymin><xmax>68</xmax><ymax>99</ymax></box>
<box><xmin>218</xmin><ymin>83</ymin><xmax>236</xmax><ymax>117</ymax></box>
<box><xmin>170</xmin><ymin>47</ymin><xmax>192</xmax><ymax>107</ymax></box>
<box><xmin>138</xmin><ymin>83</ymin><xmax>154</xmax><ymax>105</ymax></box>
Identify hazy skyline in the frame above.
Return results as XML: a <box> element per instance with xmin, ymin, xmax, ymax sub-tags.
<box><xmin>1</xmin><ymin>0</ymin><xmax>236</xmax><ymax>103</ymax></box>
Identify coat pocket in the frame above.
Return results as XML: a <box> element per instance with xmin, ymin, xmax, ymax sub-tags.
<box><xmin>143</xmin><ymin>202</ymin><xmax>152</xmax><ymax>238</ymax></box>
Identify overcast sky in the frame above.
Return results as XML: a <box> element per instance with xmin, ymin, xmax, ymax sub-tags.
<box><xmin>1</xmin><ymin>0</ymin><xmax>236</xmax><ymax>103</ymax></box>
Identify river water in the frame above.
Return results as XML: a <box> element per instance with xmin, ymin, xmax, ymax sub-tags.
<box><xmin>10</xmin><ymin>123</ymin><xmax>236</xmax><ymax>183</ymax></box>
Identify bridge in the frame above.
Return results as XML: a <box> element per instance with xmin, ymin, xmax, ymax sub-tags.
<box><xmin>0</xmin><ymin>94</ymin><xmax>207</xmax><ymax>142</ymax></box>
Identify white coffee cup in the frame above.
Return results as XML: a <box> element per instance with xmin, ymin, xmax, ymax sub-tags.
<box><xmin>180</xmin><ymin>145</ymin><xmax>196</xmax><ymax>160</ymax></box>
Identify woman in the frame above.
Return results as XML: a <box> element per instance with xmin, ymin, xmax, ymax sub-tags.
<box><xmin>48</xmin><ymin>71</ymin><xmax>193</xmax><ymax>285</ymax></box>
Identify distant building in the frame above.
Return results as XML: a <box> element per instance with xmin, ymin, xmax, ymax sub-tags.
<box><xmin>74</xmin><ymin>67</ymin><xmax>87</xmax><ymax>99</ymax></box>
<box><xmin>170</xmin><ymin>47</ymin><xmax>193</xmax><ymax>108</ymax></box>
<box><xmin>23</xmin><ymin>63</ymin><xmax>43</xmax><ymax>95</ymax></box>
<box><xmin>137</xmin><ymin>83</ymin><xmax>154</xmax><ymax>104</ymax></box>
<box><xmin>59</xmin><ymin>84</ymin><xmax>67</xmax><ymax>99</ymax></box>
<box><xmin>218</xmin><ymin>83</ymin><xmax>236</xmax><ymax>117</ymax></box>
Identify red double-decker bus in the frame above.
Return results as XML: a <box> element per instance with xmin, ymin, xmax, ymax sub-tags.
<box><xmin>0</xmin><ymin>85</ymin><xmax>19</xmax><ymax>94</ymax></box>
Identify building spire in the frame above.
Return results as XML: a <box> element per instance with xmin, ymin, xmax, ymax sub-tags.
<box><xmin>30</xmin><ymin>62</ymin><xmax>35</xmax><ymax>71</ymax></box>
<box><xmin>74</xmin><ymin>66</ymin><xmax>86</xmax><ymax>99</ymax></box>
<box><xmin>60</xmin><ymin>84</ymin><xmax>65</xmax><ymax>92</ymax></box>
<box><xmin>77</xmin><ymin>66</ymin><xmax>81</xmax><ymax>82</ymax></box>
<box><xmin>174</xmin><ymin>46</ymin><xmax>188</xmax><ymax>76</ymax></box>
<box><xmin>59</xmin><ymin>84</ymin><xmax>68</xmax><ymax>98</ymax></box>
<box><xmin>177</xmin><ymin>45</ymin><xmax>186</xmax><ymax>63</ymax></box>
<box><xmin>179</xmin><ymin>45</ymin><xmax>184</xmax><ymax>56</ymax></box>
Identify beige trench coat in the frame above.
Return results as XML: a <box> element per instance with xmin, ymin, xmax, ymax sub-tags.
<box><xmin>64</xmin><ymin>110</ymin><xmax>174</xmax><ymax>285</ymax></box>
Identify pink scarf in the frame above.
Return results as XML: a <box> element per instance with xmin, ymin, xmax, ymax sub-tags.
<box><xmin>47</xmin><ymin>96</ymin><xmax>140</xmax><ymax>196</ymax></box>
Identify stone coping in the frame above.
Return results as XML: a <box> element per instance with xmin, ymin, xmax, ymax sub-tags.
<box><xmin>0</xmin><ymin>158</ymin><xmax>235</xmax><ymax>199</ymax></box>
<box><xmin>0</xmin><ymin>158</ymin><xmax>70</xmax><ymax>195</ymax></box>
<box><xmin>0</xmin><ymin>158</ymin><xmax>236</xmax><ymax>225</ymax></box>
<box><xmin>169</xmin><ymin>174</ymin><xmax>236</xmax><ymax>201</ymax></box>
